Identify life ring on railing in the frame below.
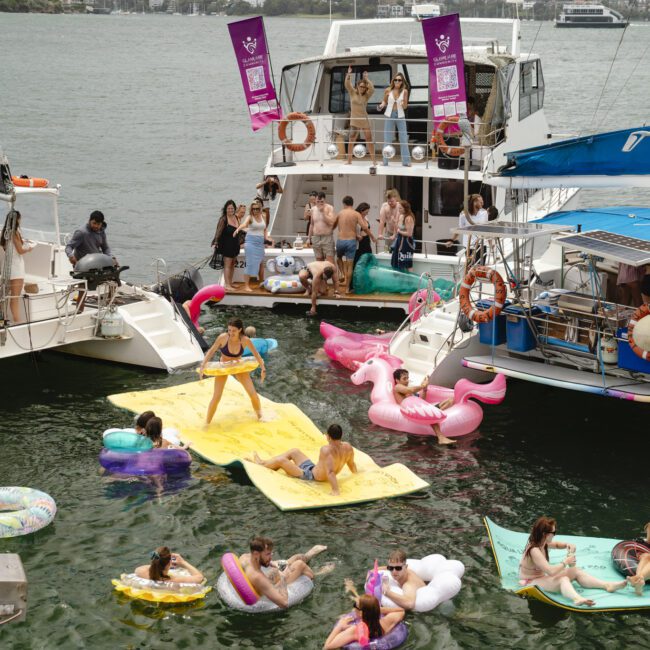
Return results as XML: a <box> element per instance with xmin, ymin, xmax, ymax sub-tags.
<box><xmin>627</xmin><ymin>304</ymin><xmax>650</xmax><ymax>361</ymax></box>
<box><xmin>432</xmin><ymin>116</ymin><xmax>464</xmax><ymax>157</ymax></box>
<box><xmin>11</xmin><ymin>176</ymin><xmax>49</xmax><ymax>188</ymax></box>
<box><xmin>459</xmin><ymin>266</ymin><xmax>506</xmax><ymax>324</ymax></box>
<box><xmin>278</xmin><ymin>112</ymin><xmax>316</xmax><ymax>152</ymax></box>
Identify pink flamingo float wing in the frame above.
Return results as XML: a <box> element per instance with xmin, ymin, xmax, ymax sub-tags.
<box><xmin>350</xmin><ymin>356</ymin><xmax>506</xmax><ymax>438</ymax></box>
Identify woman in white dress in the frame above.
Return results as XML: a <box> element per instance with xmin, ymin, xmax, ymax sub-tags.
<box><xmin>0</xmin><ymin>211</ymin><xmax>32</xmax><ymax>324</ymax></box>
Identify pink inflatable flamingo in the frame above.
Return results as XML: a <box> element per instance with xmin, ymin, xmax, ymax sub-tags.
<box><xmin>350</xmin><ymin>356</ymin><xmax>507</xmax><ymax>438</ymax></box>
<box><xmin>188</xmin><ymin>284</ymin><xmax>225</xmax><ymax>326</ymax></box>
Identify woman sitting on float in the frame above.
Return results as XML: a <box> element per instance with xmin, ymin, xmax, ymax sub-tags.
<box><xmin>135</xmin><ymin>546</ymin><xmax>205</xmax><ymax>584</ymax></box>
<box><xmin>200</xmin><ymin>317</ymin><xmax>266</xmax><ymax>423</ymax></box>
<box><xmin>323</xmin><ymin>593</ymin><xmax>405</xmax><ymax>650</ymax></box>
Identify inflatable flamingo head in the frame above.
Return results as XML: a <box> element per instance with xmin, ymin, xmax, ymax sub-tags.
<box><xmin>408</xmin><ymin>289</ymin><xmax>441</xmax><ymax>323</ymax></box>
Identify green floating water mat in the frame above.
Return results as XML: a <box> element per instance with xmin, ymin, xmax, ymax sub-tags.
<box><xmin>484</xmin><ymin>517</ymin><xmax>650</xmax><ymax>612</ymax></box>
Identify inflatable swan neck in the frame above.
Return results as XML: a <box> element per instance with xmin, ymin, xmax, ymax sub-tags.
<box><xmin>188</xmin><ymin>284</ymin><xmax>225</xmax><ymax>325</ymax></box>
<box><xmin>453</xmin><ymin>373</ymin><xmax>507</xmax><ymax>405</ymax></box>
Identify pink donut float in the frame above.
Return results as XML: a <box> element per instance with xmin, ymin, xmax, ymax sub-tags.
<box><xmin>220</xmin><ymin>552</ymin><xmax>259</xmax><ymax>606</ymax></box>
<box><xmin>188</xmin><ymin>284</ymin><xmax>226</xmax><ymax>326</ymax></box>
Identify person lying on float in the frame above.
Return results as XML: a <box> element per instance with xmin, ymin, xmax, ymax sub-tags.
<box><xmin>248</xmin><ymin>423</ymin><xmax>356</xmax><ymax>496</ymax></box>
<box><xmin>239</xmin><ymin>536</ymin><xmax>332</xmax><ymax>609</ymax></box>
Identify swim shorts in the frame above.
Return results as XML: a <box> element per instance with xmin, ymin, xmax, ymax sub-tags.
<box><xmin>311</xmin><ymin>234</ymin><xmax>335</xmax><ymax>260</ymax></box>
<box><xmin>298</xmin><ymin>459</ymin><xmax>316</xmax><ymax>481</ymax></box>
<box><xmin>336</xmin><ymin>239</ymin><xmax>358</xmax><ymax>260</ymax></box>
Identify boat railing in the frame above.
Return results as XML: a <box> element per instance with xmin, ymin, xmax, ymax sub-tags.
<box><xmin>151</xmin><ymin>258</ymin><xmax>178</xmax><ymax>322</ymax></box>
<box><xmin>269</xmin><ymin>115</ymin><xmax>504</xmax><ymax>171</ymax></box>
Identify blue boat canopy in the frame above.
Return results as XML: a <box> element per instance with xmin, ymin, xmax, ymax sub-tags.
<box><xmin>487</xmin><ymin>127</ymin><xmax>650</xmax><ymax>189</ymax></box>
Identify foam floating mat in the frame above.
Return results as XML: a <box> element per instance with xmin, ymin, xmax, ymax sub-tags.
<box><xmin>484</xmin><ymin>517</ymin><xmax>650</xmax><ymax>612</ymax></box>
<box><xmin>108</xmin><ymin>380</ymin><xmax>429</xmax><ymax>511</ymax></box>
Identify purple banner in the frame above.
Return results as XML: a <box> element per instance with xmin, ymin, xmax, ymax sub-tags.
<box><xmin>422</xmin><ymin>14</ymin><xmax>468</xmax><ymax>126</ymax></box>
<box><xmin>228</xmin><ymin>16</ymin><xmax>281</xmax><ymax>132</ymax></box>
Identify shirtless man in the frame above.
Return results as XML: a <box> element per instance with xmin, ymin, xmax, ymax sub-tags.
<box><xmin>249</xmin><ymin>424</ymin><xmax>357</xmax><ymax>496</ymax></box>
<box><xmin>393</xmin><ymin>368</ymin><xmax>455</xmax><ymax>445</ymax></box>
<box><xmin>380</xmin><ymin>549</ymin><xmax>425</xmax><ymax>611</ymax></box>
<box><xmin>334</xmin><ymin>195</ymin><xmax>376</xmax><ymax>294</ymax></box>
<box><xmin>308</xmin><ymin>192</ymin><xmax>336</xmax><ymax>263</ymax></box>
<box><xmin>298</xmin><ymin>260</ymin><xmax>340</xmax><ymax>316</ymax></box>
<box><xmin>238</xmin><ymin>536</ymin><xmax>329</xmax><ymax>609</ymax></box>
<box><xmin>378</xmin><ymin>189</ymin><xmax>404</xmax><ymax>251</ymax></box>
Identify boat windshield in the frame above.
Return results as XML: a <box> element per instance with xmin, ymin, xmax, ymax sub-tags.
<box><xmin>280</xmin><ymin>61</ymin><xmax>321</xmax><ymax>114</ymax></box>
<box><xmin>9</xmin><ymin>190</ymin><xmax>60</xmax><ymax>244</ymax></box>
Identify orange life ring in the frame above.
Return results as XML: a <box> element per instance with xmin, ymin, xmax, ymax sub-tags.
<box><xmin>459</xmin><ymin>266</ymin><xmax>507</xmax><ymax>324</ymax></box>
<box><xmin>432</xmin><ymin>116</ymin><xmax>464</xmax><ymax>158</ymax></box>
<box><xmin>11</xmin><ymin>176</ymin><xmax>49</xmax><ymax>188</ymax></box>
<box><xmin>627</xmin><ymin>303</ymin><xmax>650</xmax><ymax>361</ymax></box>
<box><xmin>278</xmin><ymin>112</ymin><xmax>316</xmax><ymax>153</ymax></box>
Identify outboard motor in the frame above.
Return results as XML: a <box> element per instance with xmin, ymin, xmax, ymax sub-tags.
<box><xmin>152</xmin><ymin>266</ymin><xmax>204</xmax><ymax>304</ymax></box>
<box><xmin>70</xmin><ymin>253</ymin><xmax>129</xmax><ymax>290</ymax></box>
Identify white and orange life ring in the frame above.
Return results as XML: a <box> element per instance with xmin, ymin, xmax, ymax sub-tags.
<box><xmin>627</xmin><ymin>304</ymin><xmax>650</xmax><ymax>361</ymax></box>
<box><xmin>432</xmin><ymin>116</ymin><xmax>464</xmax><ymax>158</ymax></box>
<box><xmin>278</xmin><ymin>112</ymin><xmax>316</xmax><ymax>152</ymax></box>
<box><xmin>459</xmin><ymin>266</ymin><xmax>507</xmax><ymax>324</ymax></box>
<box><xmin>11</xmin><ymin>176</ymin><xmax>49</xmax><ymax>188</ymax></box>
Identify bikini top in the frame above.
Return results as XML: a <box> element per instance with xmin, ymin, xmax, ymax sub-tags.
<box><xmin>220</xmin><ymin>337</ymin><xmax>244</xmax><ymax>357</ymax></box>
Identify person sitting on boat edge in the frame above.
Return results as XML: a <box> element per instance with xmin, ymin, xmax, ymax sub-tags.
<box><xmin>323</xmin><ymin>592</ymin><xmax>404</xmax><ymax>649</ymax></box>
<box><xmin>392</xmin><ymin>369</ymin><xmax>455</xmax><ymax>445</ymax></box>
<box><xmin>626</xmin><ymin>522</ymin><xmax>650</xmax><ymax>596</ymax></box>
<box><xmin>65</xmin><ymin>210</ymin><xmax>116</xmax><ymax>266</ymax></box>
<box><xmin>248</xmin><ymin>423</ymin><xmax>357</xmax><ymax>496</ymax></box>
<box><xmin>519</xmin><ymin>516</ymin><xmax>627</xmax><ymax>607</ymax></box>
<box><xmin>134</xmin><ymin>546</ymin><xmax>205</xmax><ymax>584</ymax></box>
<box><xmin>299</xmin><ymin>260</ymin><xmax>341</xmax><ymax>316</ymax></box>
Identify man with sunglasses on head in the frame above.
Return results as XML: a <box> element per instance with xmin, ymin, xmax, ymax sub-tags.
<box><xmin>380</xmin><ymin>549</ymin><xmax>425</xmax><ymax>611</ymax></box>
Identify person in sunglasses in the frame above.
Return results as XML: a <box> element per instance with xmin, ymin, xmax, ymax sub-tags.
<box><xmin>378</xmin><ymin>74</ymin><xmax>411</xmax><ymax>167</ymax></box>
<box><xmin>378</xmin><ymin>549</ymin><xmax>424</xmax><ymax>610</ymax></box>
<box><xmin>344</xmin><ymin>66</ymin><xmax>377</xmax><ymax>166</ymax></box>
<box><xmin>519</xmin><ymin>516</ymin><xmax>627</xmax><ymax>607</ymax></box>
<box><xmin>233</xmin><ymin>200</ymin><xmax>274</xmax><ymax>292</ymax></box>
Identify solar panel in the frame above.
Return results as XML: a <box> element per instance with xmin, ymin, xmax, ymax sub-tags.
<box><xmin>554</xmin><ymin>230</ymin><xmax>650</xmax><ymax>266</ymax></box>
<box><xmin>453</xmin><ymin>221</ymin><xmax>573</xmax><ymax>239</ymax></box>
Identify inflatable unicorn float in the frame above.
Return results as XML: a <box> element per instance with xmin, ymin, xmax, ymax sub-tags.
<box><xmin>320</xmin><ymin>290</ymin><xmax>437</xmax><ymax>371</ymax></box>
<box><xmin>351</xmin><ymin>356</ymin><xmax>506</xmax><ymax>438</ymax></box>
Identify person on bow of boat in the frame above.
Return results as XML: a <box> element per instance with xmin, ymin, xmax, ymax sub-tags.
<box><xmin>200</xmin><ymin>317</ymin><xmax>266</xmax><ymax>423</ymax></box>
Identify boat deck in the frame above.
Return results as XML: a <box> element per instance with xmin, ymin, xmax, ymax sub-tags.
<box><xmin>222</xmin><ymin>282</ymin><xmax>411</xmax><ymax>312</ymax></box>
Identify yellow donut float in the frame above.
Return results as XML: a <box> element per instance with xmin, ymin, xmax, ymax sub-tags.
<box><xmin>112</xmin><ymin>572</ymin><xmax>212</xmax><ymax>604</ymax></box>
<box><xmin>201</xmin><ymin>359</ymin><xmax>259</xmax><ymax>377</ymax></box>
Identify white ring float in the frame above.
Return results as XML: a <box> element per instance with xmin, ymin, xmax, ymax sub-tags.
<box><xmin>0</xmin><ymin>486</ymin><xmax>57</xmax><ymax>538</ymax></box>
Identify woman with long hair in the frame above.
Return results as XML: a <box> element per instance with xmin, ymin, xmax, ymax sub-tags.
<box><xmin>134</xmin><ymin>546</ymin><xmax>205</xmax><ymax>584</ymax></box>
<box><xmin>1</xmin><ymin>210</ymin><xmax>33</xmax><ymax>324</ymax></box>
<box><xmin>324</xmin><ymin>593</ymin><xmax>404</xmax><ymax>649</ymax></box>
<box><xmin>390</xmin><ymin>200</ymin><xmax>416</xmax><ymax>272</ymax></box>
<box><xmin>255</xmin><ymin>175</ymin><xmax>283</xmax><ymax>226</ymax></box>
<box><xmin>199</xmin><ymin>317</ymin><xmax>266</xmax><ymax>423</ymax></box>
<box><xmin>234</xmin><ymin>200</ymin><xmax>274</xmax><ymax>292</ymax></box>
<box><xmin>378</xmin><ymin>73</ymin><xmax>410</xmax><ymax>167</ymax></box>
<box><xmin>211</xmin><ymin>199</ymin><xmax>242</xmax><ymax>291</ymax></box>
<box><xmin>345</xmin><ymin>67</ymin><xmax>377</xmax><ymax>165</ymax></box>
<box><xmin>519</xmin><ymin>516</ymin><xmax>627</xmax><ymax>607</ymax></box>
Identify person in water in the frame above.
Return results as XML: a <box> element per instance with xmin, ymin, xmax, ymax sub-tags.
<box><xmin>238</xmin><ymin>536</ymin><xmax>330</xmax><ymax>609</ymax></box>
<box><xmin>200</xmin><ymin>317</ymin><xmax>266</xmax><ymax>423</ymax></box>
<box><xmin>248</xmin><ymin>424</ymin><xmax>357</xmax><ymax>496</ymax></box>
<box><xmin>323</xmin><ymin>593</ymin><xmax>404</xmax><ymax>649</ymax></box>
<box><xmin>392</xmin><ymin>369</ymin><xmax>455</xmax><ymax>445</ymax></box>
<box><xmin>145</xmin><ymin>417</ymin><xmax>172</xmax><ymax>449</ymax></box>
<box><xmin>134</xmin><ymin>546</ymin><xmax>205</xmax><ymax>584</ymax></box>
<box><xmin>627</xmin><ymin>522</ymin><xmax>650</xmax><ymax>596</ymax></box>
<box><xmin>378</xmin><ymin>548</ymin><xmax>426</xmax><ymax>611</ymax></box>
<box><xmin>519</xmin><ymin>516</ymin><xmax>627</xmax><ymax>607</ymax></box>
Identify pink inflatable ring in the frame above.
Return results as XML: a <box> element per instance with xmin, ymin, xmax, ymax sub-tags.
<box><xmin>220</xmin><ymin>552</ymin><xmax>259</xmax><ymax>605</ymax></box>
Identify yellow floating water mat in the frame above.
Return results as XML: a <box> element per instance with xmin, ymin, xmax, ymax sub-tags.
<box><xmin>108</xmin><ymin>379</ymin><xmax>429</xmax><ymax>511</ymax></box>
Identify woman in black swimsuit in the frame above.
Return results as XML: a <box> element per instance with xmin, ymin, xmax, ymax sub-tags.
<box><xmin>212</xmin><ymin>199</ymin><xmax>242</xmax><ymax>291</ymax></box>
<box><xmin>350</xmin><ymin>202</ymin><xmax>372</xmax><ymax>291</ymax></box>
<box><xmin>200</xmin><ymin>318</ymin><xmax>266</xmax><ymax>424</ymax></box>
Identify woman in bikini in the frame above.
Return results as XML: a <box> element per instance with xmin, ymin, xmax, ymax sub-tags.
<box><xmin>134</xmin><ymin>546</ymin><xmax>205</xmax><ymax>584</ymax></box>
<box><xmin>519</xmin><ymin>516</ymin><xmax>627</xmax><ymax>607</ymax></box>
<box><xmin>200</xmin><ymin>317</ymin><xmax>266</xmax><ymax>423</ymax></box>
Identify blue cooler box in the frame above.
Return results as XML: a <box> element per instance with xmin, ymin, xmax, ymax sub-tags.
<box><xmin>504</xmin><ymin>306</ymin><xmax>541</xmax><ymax>353</ymax></box>
<box><xmin>476</xmin><ymin>300</ymin><xmax>508</xmax><ymax>346</ymax></box>
<box><xmin>617</xmin><ymin>327</ymin><xmax>650</xmax><ymax>374</ymax></box>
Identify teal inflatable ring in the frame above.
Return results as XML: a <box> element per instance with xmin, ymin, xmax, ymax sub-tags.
<box><xmin>0</xmin><ymin>486</ymin><xmax>57</xmax><ymax>538</ymax></box>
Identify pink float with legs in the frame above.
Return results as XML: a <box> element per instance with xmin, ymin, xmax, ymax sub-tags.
<box><xmin>350</xmin><ymin>356</ymin><xmax>507</xmax><ymax>438</ymax></box>
<box><xmin>188</xmin><ymin>284</ymin><xmax>226</xmax><ymax>326</ymax></box>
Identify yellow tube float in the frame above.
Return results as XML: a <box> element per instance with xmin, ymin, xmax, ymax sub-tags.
<box><xmin>201</xmin><ymin>359</ymin><xmax>259</xmax><ymax>377</ymax></box>
<box><xmin>112</xmin><ymin>572</ymin><xmax>211</xmax><ymax>604</ymax></box>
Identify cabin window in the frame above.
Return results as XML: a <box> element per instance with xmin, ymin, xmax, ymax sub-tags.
<box><xmin>329</xmin><ymin>65</ymin><xmax>392</xmax><ymax>114</ymax></box>
<box><xmin>519</xmin><ymin>60</ymin><xmax>544</xmax><ymax>121</ymax></box>
<box><xmin>398</xmin><ymin>63</ymin><xmax>429</xmax><ymax>104</ymax></box>
<box><xmin>280</xmin><ymin>62</ymin><xmax>321</xmax><ymax>114</ymax></box>
<box><xmin>428</xmin><ymin>179</ymin><xmax>492</xmax><ymax>217</ymax></box>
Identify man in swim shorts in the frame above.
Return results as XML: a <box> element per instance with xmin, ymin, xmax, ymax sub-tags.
<box><xmin>298</xmin><ymin>260</ymin><xmax>341</xmax><ymax>316</ymax></box>
<box><xmin>239</xmin><ymin>536</ymin><xmax>330</xmax><ymax>608</ymax></box>
<box><xmin>379</xmin><ymin>549</ymin><xmax>426</xmax><ymax>611</ymax></box>
<box><xmin>248</xmin><ymin>424</ymin><xmax>357</xmax><ymax>496</ymax></box>
<box><xmin>393</xmin><ymin>369</ymin><xmax>455</xmax><ymax>445</ymax></box>
<box><xmin>308</xmin><ymin>192</ymin><xmax>336</xmax><ymax>263</ymax></box>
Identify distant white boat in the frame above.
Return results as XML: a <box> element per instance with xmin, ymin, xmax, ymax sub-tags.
<box><xmin>411</xmin><ymin>3</ymin><xmax>441</xmax><ymax>20</ymax></box>
<box><xmin>556</xmin><ymin>2</ymin><xmax>628</xmax><ymax>28</ymax></box>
